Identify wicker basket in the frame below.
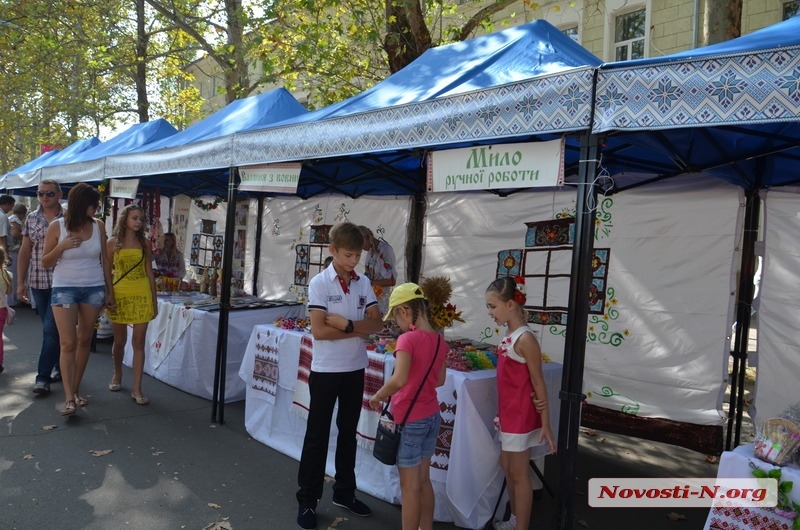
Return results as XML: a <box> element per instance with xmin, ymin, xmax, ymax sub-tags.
<box><xmin>754</xmin><ymin>417</ymin><xmax>800</xmax><ymax>465</ymax></box>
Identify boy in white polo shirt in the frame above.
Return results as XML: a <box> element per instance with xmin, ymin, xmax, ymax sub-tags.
<box><xmin>296</xmin><ymin>222</ymin><xmax>384</xmax><ymax>530</ymax></box>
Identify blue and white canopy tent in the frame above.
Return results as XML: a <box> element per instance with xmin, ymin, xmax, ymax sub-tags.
<box><xmin>590</xmin><ymin>15</ymin><xmax>800</xmax><ymax>482</ymax></box>
<box><xmin>2</xmin><ymin>137</ymin><xmax>101</xmax><ymax>191</ymax></box>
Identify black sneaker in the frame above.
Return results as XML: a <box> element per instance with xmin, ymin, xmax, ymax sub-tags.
<box><xmin>297</xmin><ymin>507</ymin><xmax>316</xmax><ymax>529</ymax></box>
<box><xmin>332</xmin><ymin>496</ymin><xmax>372</xmax><ymax>517</ymax></box>
<box><xmin>51</xmin><ymin>369</ymin><xmax>62</xmax><ymax>382</ymax></box>
<box><xmin>0</xmin><ymin>364</ymin><xmax>4</xmax><ymax>374</ymax></box>
<box><xmin>33</xmin><ymin>381</ymin><xmax>51</xmax><ymax>394</ymax></box>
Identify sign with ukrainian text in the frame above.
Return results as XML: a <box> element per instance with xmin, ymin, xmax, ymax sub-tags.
<box><xmin>427</xmin><ymin>139</ymin><xmax>564</xmax><ymax>192</ymax></box>
<box><xmin>109</xmin><ymin>178</ymin><xmax>140</xmax><ymax>199</ymax></box>
<box><xmin>239</xmin><ymin>163</ymin><xmax>302</xmax><ymax>193</ymax></box>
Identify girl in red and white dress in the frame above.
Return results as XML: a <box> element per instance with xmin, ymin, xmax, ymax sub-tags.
<box><xmin>486</xmin><ymin>275</ymin><xmax>556</xmax><ymax>530</ymax></box>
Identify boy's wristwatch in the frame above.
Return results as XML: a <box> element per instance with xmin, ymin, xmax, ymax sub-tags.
<box><xmin>344</xmin><ymin>320</ymin><xmax>354</xmax><ymax>334</ymax></box>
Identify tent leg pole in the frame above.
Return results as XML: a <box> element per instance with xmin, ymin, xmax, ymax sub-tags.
<box><xmin>725</xmin><ymin>188</ymin><xmax>760</xmax><ymax>450</ymax></box>
<box><xmin>552</xmin><ymin>132</ymin><xmax>599</xmax><ymax>530</ymax></box>
<box><xmin>252</xmin><ymin>195</ymin><xmax>265</xmax><ymax>295</ymax></box>
<box><xmin>211</xmin><ymin>167</ymin><xmax>239</xmax><ymax>424</ymax></box>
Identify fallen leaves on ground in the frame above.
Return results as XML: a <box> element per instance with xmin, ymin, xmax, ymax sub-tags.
<box><xmin>202</xmin><ymin>520</ymin><xmax>232</xmax><ymax>530</ymax></box>
<box><xmin>666</xmin><ymin>512</ymin><xmax>687</xmax><ymax>521</ymax></box>
<box><xmin>577</xmin><ymin>520</ymin><xmax>589</xmax><ymax>527</ymax></box>
<box><xmin>327</xmin><ymin>517</ymin><xmax>347</xmax><ymax>528</ymax></box>
<box><xmin>582</xmin><ymin>428</ymin><xmax>597</xmax><ymax>437</ymax></box>
<box><xmin>89</xmin><ymin>449</ymin><xmax>113</xmax><ymax>457</ymax></box>
<box><xmin>42</xmin><ymin>425</ymin><xmax>57</xmax><ymax>431</ymax></box>
<box><xmin>152</xmin><ymin>450</ymin><xmax>164</xmax><ymax>456</ymax></box>
<box><xmin>23</xmin><ymin>454</ymin><xmax>33</xmax><ymax>460</ymax></box>
<box><xmin>208</xmin><ymin>502</ymin><xmax>221</xmax><ymax>509</ymax></box>
<box><xmin>705</xmin><ymin>455</ymin><xmax>719</xmax><ymax>464</ymax></box>
<box><xmin>596</xmin><ymin>437</ymin><xmax>606</xmax><ymax>443</ymax></box>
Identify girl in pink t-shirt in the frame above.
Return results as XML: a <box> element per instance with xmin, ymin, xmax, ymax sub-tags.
<box><xmin>486</xmin><ymin>276</ymin><xmax>556</xmax><ymax>530</ymax></box>
<box><xmin>369</xmin><ymin>282</ymin><xmax>447</xmax><ymax>530</ymax></box>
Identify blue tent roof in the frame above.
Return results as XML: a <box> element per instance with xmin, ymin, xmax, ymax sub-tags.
<box><xmin>3</xmin><ymin>137</ymin><xmax>101</xmax><ymax>190</ymax></box>
<box><xmin>132</xmin><ymin>88</ymin><xmax>307</xmax><ymax>152</ymax></box>
<box><xmin>272</xmin><ymin>19</ymin><xmax>601</xmax><ymax>125</ymax></box>
<box><xmin>593</xmin><ymin>16</ymin><xmax>800</xmax><ymax>190</ymax></box>
<box><xmin>40</xmin><ymin>119</ymin><xmax>178</xmax><ymax>184</ymax></box>
<box><xmin>102</xmin><ymin>89</ymin><xmax>308</xmax><ymax>181</ymax></box>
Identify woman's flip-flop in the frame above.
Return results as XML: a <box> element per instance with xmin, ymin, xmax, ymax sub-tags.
<box><xmin>74</xmin><ymin>394</ymin><xmax>89</xmax><ymax>407</ymax></box>
<box><xmin>61</xmin><ymin>401</ymin><xmax>77</xmax><ymax>416</ymax></box>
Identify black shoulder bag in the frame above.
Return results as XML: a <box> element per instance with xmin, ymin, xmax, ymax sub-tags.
<box><xmin>373</xmin><ymin>335</ymin><xmax>443</xmax><ymax>466</ymax></box>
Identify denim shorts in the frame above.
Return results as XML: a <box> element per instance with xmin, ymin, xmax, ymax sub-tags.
<box><xmin>397</xmin><ymin>411</ymin><xmax>441</xmax><ymax>468</ymax></box>
<box><xmin>51</xmin><ymin>285</ymin><xmax>106</xmax><ymax>308</ymax></box>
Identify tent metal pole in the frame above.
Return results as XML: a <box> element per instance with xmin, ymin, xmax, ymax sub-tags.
<box><xmin>552</xmin><ymin>132</ymin><xmax>599</xmax><ymax>530</ymax></box>
<box><xmin>211</xmin><ymin>166</ymin><xmax>238</xmax><ymax>424</ymax></box>
<box><xmin>252</xmin><ymin>195</ymin><xmax>265</xmax><ymax>294</ymax></box>
<box><xmin>725</xmin><ymin>188</ymin><xmax>760</xmax><ymax>449</ymax></box>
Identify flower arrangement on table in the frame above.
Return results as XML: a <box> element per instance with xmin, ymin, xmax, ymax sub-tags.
<box><xmin>419</xmin><ymin>276</ymin><xmax>464</xmax><ymax>329</ymax></box>
<box><xmin>274</xmin><ymin>316</ymin><xmax>312</xmax><ymax>332</ymax></box>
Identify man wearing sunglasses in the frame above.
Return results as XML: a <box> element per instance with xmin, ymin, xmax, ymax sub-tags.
<box><xmin>17</xmin><ymin>180</ymin><xmax>63</xmax><ymax>394</ymax></box>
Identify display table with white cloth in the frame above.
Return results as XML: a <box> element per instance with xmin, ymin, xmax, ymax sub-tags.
<box><xmin>704</xmin><ymin>444</ymin><xmax>800</xmax><ymax>529</ymax></box>
<box><xmin>123</xmin><ymin>295</ymin><xmax>303</xmax><ymax>402</ymax></box>
<box><xmin>239</xmin><ymin>324</ymin><xmax>562</xmax><ymax>529</ymax></box>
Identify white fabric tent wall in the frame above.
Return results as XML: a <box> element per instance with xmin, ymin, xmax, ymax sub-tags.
<box><xmin>424</xmin><ymin>176</ymin><xmax>741</xmax><ymax>425</ymax></box>
<box><xmin>256</xmin><ymin>195</ymin><xmax>412</xmax><ymax>302</ymax></box>
<box><xmin>753</xmin><ymin>187</ymin><xmax>800</xmax><ymax>427</ymax></box>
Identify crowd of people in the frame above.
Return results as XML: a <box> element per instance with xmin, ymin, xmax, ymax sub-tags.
<box><xmin>3</xmin><ymin>191</ymin><xmax>552</xmax><ymax>529</ymax></box>
<box><xmin>6</xmin><ymin>181</ymin><xmax>163</xmax><ymax>413</ymax></box>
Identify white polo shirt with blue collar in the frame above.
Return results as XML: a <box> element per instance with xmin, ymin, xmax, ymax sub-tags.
<box><xmin>306</xmin><ymin>265</ymin><xmax>378</xmax><ymax>373</ymax></box>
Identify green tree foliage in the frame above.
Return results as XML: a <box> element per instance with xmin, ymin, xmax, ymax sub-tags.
<box><xmin>258</xmin><ymin>0</ymin><xmax>524</xmax><ymax>109</ymax></box>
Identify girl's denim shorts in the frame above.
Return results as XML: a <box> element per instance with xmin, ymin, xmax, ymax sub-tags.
<box><xmin>397</xmin><ymin>411</ymin><xmax>441</xmax><ymax>468</ymax></box>
<box><xmin>51</xmin><ymin>285</ymin><xmax>106</xmax><ymax>309</ymax></box>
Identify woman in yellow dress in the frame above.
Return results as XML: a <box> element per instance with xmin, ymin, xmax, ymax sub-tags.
<box><xmin>106</xmin><ymin>204</ymin><xmax>157</xmax><ymax>405</ymax></box>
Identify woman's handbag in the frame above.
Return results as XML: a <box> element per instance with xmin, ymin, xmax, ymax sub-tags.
<box><xmin>372</xmin><ymin>336</ymin><xmax>443</xmax><ymax>465</ymax></box>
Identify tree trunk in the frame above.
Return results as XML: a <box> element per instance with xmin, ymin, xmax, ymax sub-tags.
<box><xmin>705</xmin><ymin>0</ymin><xmax>742</xmax><ymax>45</ymax></box>
<box><xmin>224</xmin><ymin>0</ymin><xmax>249</xmax><ymax>103</ymax></box>
<box><xmin>384</xmin><ymin>0</ymin><xmax>432</xmax><ymax>74</ymax></box>
<box><xmin>135</xmin><ymin>0</ymin><xmax>150</xmax><ymax>122</ymax></box>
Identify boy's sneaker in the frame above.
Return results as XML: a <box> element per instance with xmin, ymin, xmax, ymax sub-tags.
<box><xmin>297</xmin><ymin>507</ymin><xmax>316</xmax><ymax>529</ymax></box>
<box><xmin>32</xmin><ymin>381</ymin><xmax>50</xmax><ymax>394</ymax></box>
<box><xmin>332</xmin><ymin>496</ymin><xmax>372</xmax><ymax>517</ymax></box>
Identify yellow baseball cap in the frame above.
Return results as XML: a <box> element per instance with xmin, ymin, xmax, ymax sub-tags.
<box><xmin>383</xmin><ymin>282</ymin><xmax>427</xmax><ymax>321</ymax></box>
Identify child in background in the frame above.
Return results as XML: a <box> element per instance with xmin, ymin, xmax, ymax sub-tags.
<box><xmin>295</xmin><ymin>222</ymin><xmax>384</xmax><ymax>530</ymax></box>
<box><xmin>369</xmin><ymin>283</ymin><xmax>447</xmax><ymax>530</ymax></box>
<box><xmin>0</xmin><ymin>247</ymin><xmax>11</xmax><ymax>373</ymax></box>
<box><xmin>486</xmin><ymin>276</ymin><xmax>556</xmax><ymax>530</ymax></box>
<box><xmin>106</xmin><ymin>205</ymin><xmax>157</xmax><ymax>405</ymax></box>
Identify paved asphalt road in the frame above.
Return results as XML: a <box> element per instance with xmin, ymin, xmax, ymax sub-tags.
<box><xmin>0</xmin><ymin>304</ymin><xmax>723</xmax><ymax>529</ymax></box>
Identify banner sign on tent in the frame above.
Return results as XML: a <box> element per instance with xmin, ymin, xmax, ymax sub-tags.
<box><xmin>109</xmin><ymin>179</ymin><xmax>140</xmax><ymax>199</ymax></box>
<box><xmin>239</xmin><ymin>163</ymin><xmax>302</xmax><ymax>193</ymax></box>
<box><xmin>427</xmin><ymin>138</ymin><xmax>564</xmax><ymax>192</ymax></box>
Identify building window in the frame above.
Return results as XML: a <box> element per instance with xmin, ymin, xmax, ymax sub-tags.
<box><xmin>784</xmin><ymin>1</ymin><xmax>800</xmax><ymax>20</ymax></box>
<box><xmin>614</xmin><ymin>8</ymin><xmax>645</xmax><ymax>61</ymax></box>
<box><xmin>562</xmin><ymin>25</ymin><xmax>579</xmax><ymax>43</ymax></box>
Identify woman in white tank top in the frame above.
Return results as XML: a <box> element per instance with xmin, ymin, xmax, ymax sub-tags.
<box><xmin>42</xmin><ymin>183</ymin><xmax>115</xmax><ymax>416</ymax></box>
